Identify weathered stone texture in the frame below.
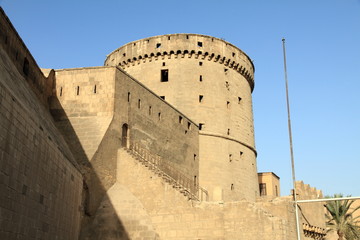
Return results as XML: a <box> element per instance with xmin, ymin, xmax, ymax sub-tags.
<box><xmin>0</xmin><ymin>42</ymin><xmax>82</xmax><ymax>239</ymax></box>
<box><xmin>105</xmin><ymin>34</ymin><xmax>258</xmax><ymax>202</ymax></box>
<box><xmin>114</xmin><ymin>68</ymin><xmax>199</xmax><ymax>181</ymax></box>
<box><xmin>112</xmin><ymin>149</ymin><xmax>297</xmax><ymax>240</ymax></box>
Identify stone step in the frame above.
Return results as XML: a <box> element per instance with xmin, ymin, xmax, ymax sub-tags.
<box><xmin>125</xmin><ymin>148</ymin><xmax>199</xmax><ymax>201</ymax></box>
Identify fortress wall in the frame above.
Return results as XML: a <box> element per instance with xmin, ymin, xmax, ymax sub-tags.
<box><xmin>50</xmin><ymin>67</ymin><xmax>118</xmax><ymax>220</ymax></box>
<box><xmin>51</xmin><ymin>67</ymin><xmax>115</xmax><ymax>165</ymax></box>
<box><xmin>114</xmin><ymin>149</ymin><xmax>295</xmax><ymax>240</ymax></box>
<box><xmin>50</xmin><ymin>66</ymin><xmax>199</xmax><ymax>222</ymax></box>
<box><xmin>0</xmin><ymin>42</ymin><xmax>82</xmax><ymax>239</ymax></box>
<box><xmin>0</xmin><ymin>8</ymin><xmax>53</xmax><ymax>107</ymax></box>
<box><xmin>106</xmin><ymin>34</ymin><xmax>257</xmax><ymax>202</ymax></box>
<box><xmin>51</xmin><ymin>66</ymin><xmax>198</xmax><ymax>181</ymax></box>
<box><xmin>295</xmin><ymin>181</ymin><xmax>326</xmax><ymax>239</ymax></box>
<box><xmin>114</xmin><ymin>67</ymin><xmax>199</xmax><ymax>182</ymax></box>
<box><xmin>151</xmin><ymin>201</ymin><xmax>294</xmax><ymax>240</ymax></box>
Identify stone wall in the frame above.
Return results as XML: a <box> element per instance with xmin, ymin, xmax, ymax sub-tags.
<box><xmin>108</xmin><ymin>148</ymin><xmax>297</xmax><ymax>240</ymax></box>
<box><xmin>0</xmin><ymin>33</ymin><xmax>82</xmax><ymax>240</ymax></box>
<box><xmin>50</xmin><ymin>66</ymin><xmax>200</xmax><ymax>237</ymax></box>
<box><xmin>51</xmin><ymin>67</ymin><xmax>115</xmax><ymax>165</ymax></box>
<box><xmin>114</xmin><ymin>67</ymin><xmax>199</xmax><ymax>181</ymax></box>
<box><xmin>295</xmin><ymin>181</ymin><xmax>326</xmax><ymax>239</ymax></box>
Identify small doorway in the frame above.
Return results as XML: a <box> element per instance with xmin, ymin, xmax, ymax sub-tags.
<box><xmin>121</xmin><ymin>123</ymin><xmax>129</xmax><ymax>148</ymax></box>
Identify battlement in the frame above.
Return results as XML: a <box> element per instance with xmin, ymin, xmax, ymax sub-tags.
<box><xmin>295</xmin><ymin>181</ymin><xmax>323</xmax><ymax>200</ymax></box>
<box><xmin>0</xmin><ymin>7</ymin><xmax>53</xmax><ymax>107</ymax></box>
<box><xmin>105</xmin><ymin>34</ymin><xmax>255</xmax><ymax>91</ymax></box>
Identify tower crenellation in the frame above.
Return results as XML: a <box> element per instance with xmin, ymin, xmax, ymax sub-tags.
<box><xmin>105</xmin><ymin>34</ymin><xmax>255</xmax><ymax>90</ymax></box>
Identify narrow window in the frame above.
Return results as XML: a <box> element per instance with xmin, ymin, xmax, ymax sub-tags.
<box><xmin>231</xmin><ymin>184</ymin><xmax>234</xmax><ymax>190</ymax></box>
<box><xmin>194</xmin><ymin>176</ymin><xmax>197</xmax><ymax>186</ymax></box>
<box><xmin>149</xmin><ymin>106</ymin><xmax>152</xmax><ymax>115</ymax></box>
<box><xmin>275</xmin><ymin>185</ymin><xmax>279</xmax><ymax>197</ymax></box>
<box><xmin>94</xmin><ymin>85</ymin><xmax>97</xmax><ymax>94</ymax></box>
<box><xmin>123</xmin><ymin>53</ymin><xmax>126</xmax><ymax>57</ymax></box>
<box><xmin>229</xmin><ymin>154</ymin><xmax>232</xmax><ymax>162</ymax></box>
<box><xmin>197</xmin><ymin>41</ymin><xmax>203</xmax><ymax>47</ymax></box>
<box><xmin>238</xmin><ymin>97</ymin><xmax>242</xmax><ymax>104</ymax></box>
<box><xmin>225</xmin><ymin>81</ymin><xmax>230</xmax><ymax>90</ymax></box>
<box><xmin>232</xmin><ymin>52</ymin><xmax>235</xmax><ymax>57</ymax></box>
<box><xmin>168</xmin><ymin>36</ymin><xmax>171</xmax><ymax>40</ymax></box>
<box><xmin>187</xmin><ymin>122</ymin><xmax>191</xmax><ymax>130</ymax></box>
<box><xmin>227</xmin><ymin>128</ymin><xmax>230</xmax><ymax>135</ymax></box>
<box><xmin>156</xmin><ymin>43</ymin><xmax>161</xmax><ymax>48</ymax></box>
<box><xmin>259</xmin><ymin>183</ymin><xmax>267</xmax><ymax>196</ymax></box>
<box><xmin>76</xmin><ymin>86</ymin><xmax>80</xmax><ymax>96</ymax></box>
<box><xmin>161</xmin><ymin>69</ymin><xmax>169</xmax><ymax>82</ymax></box>
<box><xmin>127</xmin><ymin>92</ymin><xmax>131</xmax><ymax>102</ymax></box>
<box><xmin>158</xmin><ymin>112</ymin><xmax>161</xmax><ymax>120</ymax></box>
<box><xmin>186</xmin><ymin>35</ymin><xmax>189</xmax><ymax>39</ymax></box>
<box><xmin>59</xmin><ymin>87</ymin><xmax>63</xmax><ymax>97</ymax></box>
<box><xmin>227</xmin><ymin>101</ymin><xmax>230</xmax><ymax>109</ymax></box>
<box><xmin>199</xmin><ymin>95</ymin><xmax>203</xmax><ymax>103</ymax></box>
<box><xmin>22</xmin><ymin>185</ymin><xmax>28</xmax><ymax>195</ymax></box>
<box><xmin>162</xmin><ymin>62</ymin><xmax>166</xmax><ymax>66</ymax></box>
<box><xmin>199</xmin><ymin>61</ymin><xmax>203</xmax><ymax>66</ymax></box>
<box><xmin>23</xmin><ymin>58</ymin><xmax>29</xmax><ymax>76</ymax></box>
<box><xmin>138</xmin><ymin>99</ymin><xmax>141</xmax><ymax>109</ymax></box>
<box><xmin>199</xmin><ymin>75</ymin><xmax>203</xmax><ymax>82</ymax></box>
<box><xmin>179</xmin><ymin>116</ymin><xmax>183</xmax><ymax>124</ymax></box>
<box><xmin>199</xmin><ymin>123</ymin><xmax>204</xmax><ymax>130</ymax></box>
<box><xmin>194</xmin><ymin>154</ymin><xmax>197</xmax><ymax>161</ymax></box>
<box><xmin>240</xmin><ymin>151</ymin><xmax>243</xmax><ymax>157</ymax></box>
<box><xmin>160</xmin><ymin>96</ymin><xmax>165</xmax><ymax>100</ymax></box>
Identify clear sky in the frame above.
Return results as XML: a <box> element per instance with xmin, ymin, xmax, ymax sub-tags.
<box><xmin>1</xmin><ymin>0</ymin><xmax>359</xmax><ymax>197</ymax></box>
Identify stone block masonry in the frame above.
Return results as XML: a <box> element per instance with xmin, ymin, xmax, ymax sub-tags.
<box><xmin>105</xmin><ymin>149</ymin><xmax>297</xmax><ymax>240</ymax></box>
<box><xmin>0</xmin><ymin>44</ymin><xmax>82</xmax><ymax>239</ymax></box>
<box><xmin>106</xmin><ymin>34</ymin><xmax>258</xmax><ymax>202</ymax></box>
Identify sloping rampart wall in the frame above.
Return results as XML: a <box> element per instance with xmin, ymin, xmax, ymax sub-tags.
<box><xmin>0</xmin><ymin>31</ymin><xmax>82</xmax><ymax>240</ymax></box>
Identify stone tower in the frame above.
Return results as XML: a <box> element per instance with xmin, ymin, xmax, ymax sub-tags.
<box><xmin>105</xmin><ymin>34</ymin><xmax>258</xmax><ymax>202</ymax></box>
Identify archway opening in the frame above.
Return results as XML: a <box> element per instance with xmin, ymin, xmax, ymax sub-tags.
<box><xmin>121</xmin><ymin>123</ymin><xmax>129</xmax><ymax>148</ymax></box>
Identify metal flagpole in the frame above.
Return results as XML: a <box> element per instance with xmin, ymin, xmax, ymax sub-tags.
<box><xmin>282</xmin><ymin>38</ymin><xmax>302</xmax><ymax>240</ymax></box>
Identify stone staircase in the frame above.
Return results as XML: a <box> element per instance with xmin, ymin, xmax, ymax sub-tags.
<box><xmin>125</xmin><ymin>142</ymin><xmax>208</xmax><ymax>202</ymax></box>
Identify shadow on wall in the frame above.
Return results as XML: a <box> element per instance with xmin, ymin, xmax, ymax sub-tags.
<box><xmin>50</xmin><ymin>95</ymin><xmax>130</xmax><ymax>240</ymax></box>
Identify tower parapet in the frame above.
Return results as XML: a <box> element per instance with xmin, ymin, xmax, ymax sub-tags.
<box><xmin>106</xmin><ymin>34</ymin><xmax>258</xmax><ymax>201</ymax></box>
<box><xmin>105</xmin><ymin>34</ymin><xmax>254</xmax><ymax>91</ymax></box>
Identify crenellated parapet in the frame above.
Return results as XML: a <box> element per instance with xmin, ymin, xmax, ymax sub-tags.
<box><xmin>105</xmin><ymin>34</ymin><xmax>255</xmax><ymax>91</ymax></box>
<box><xmin>295</xmin><ymin>181</ymin><xmax>324</xmax><ymax>200</ymax></box>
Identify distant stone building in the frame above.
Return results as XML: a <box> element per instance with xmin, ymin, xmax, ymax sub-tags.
<box><xmin>258</xmin><ymin>172</ymin><xmax>280</xmax><ymax>198</ymax></box>
<box><xmin>0</xmin><ymin>7</ymin><xmax>326</xmax><ymax>240</ymax></box>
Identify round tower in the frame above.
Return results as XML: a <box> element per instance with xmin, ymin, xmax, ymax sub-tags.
<box><xmin>105</xmin><ymin>34</ymin><xmax>258</xmax><ymax>202</ymax></box>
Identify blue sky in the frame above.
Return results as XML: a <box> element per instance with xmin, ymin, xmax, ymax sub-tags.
<box><xmin>1</xmin><ymin>0</ymin><xmax>359</xmax><ymax>197</ymax></box>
